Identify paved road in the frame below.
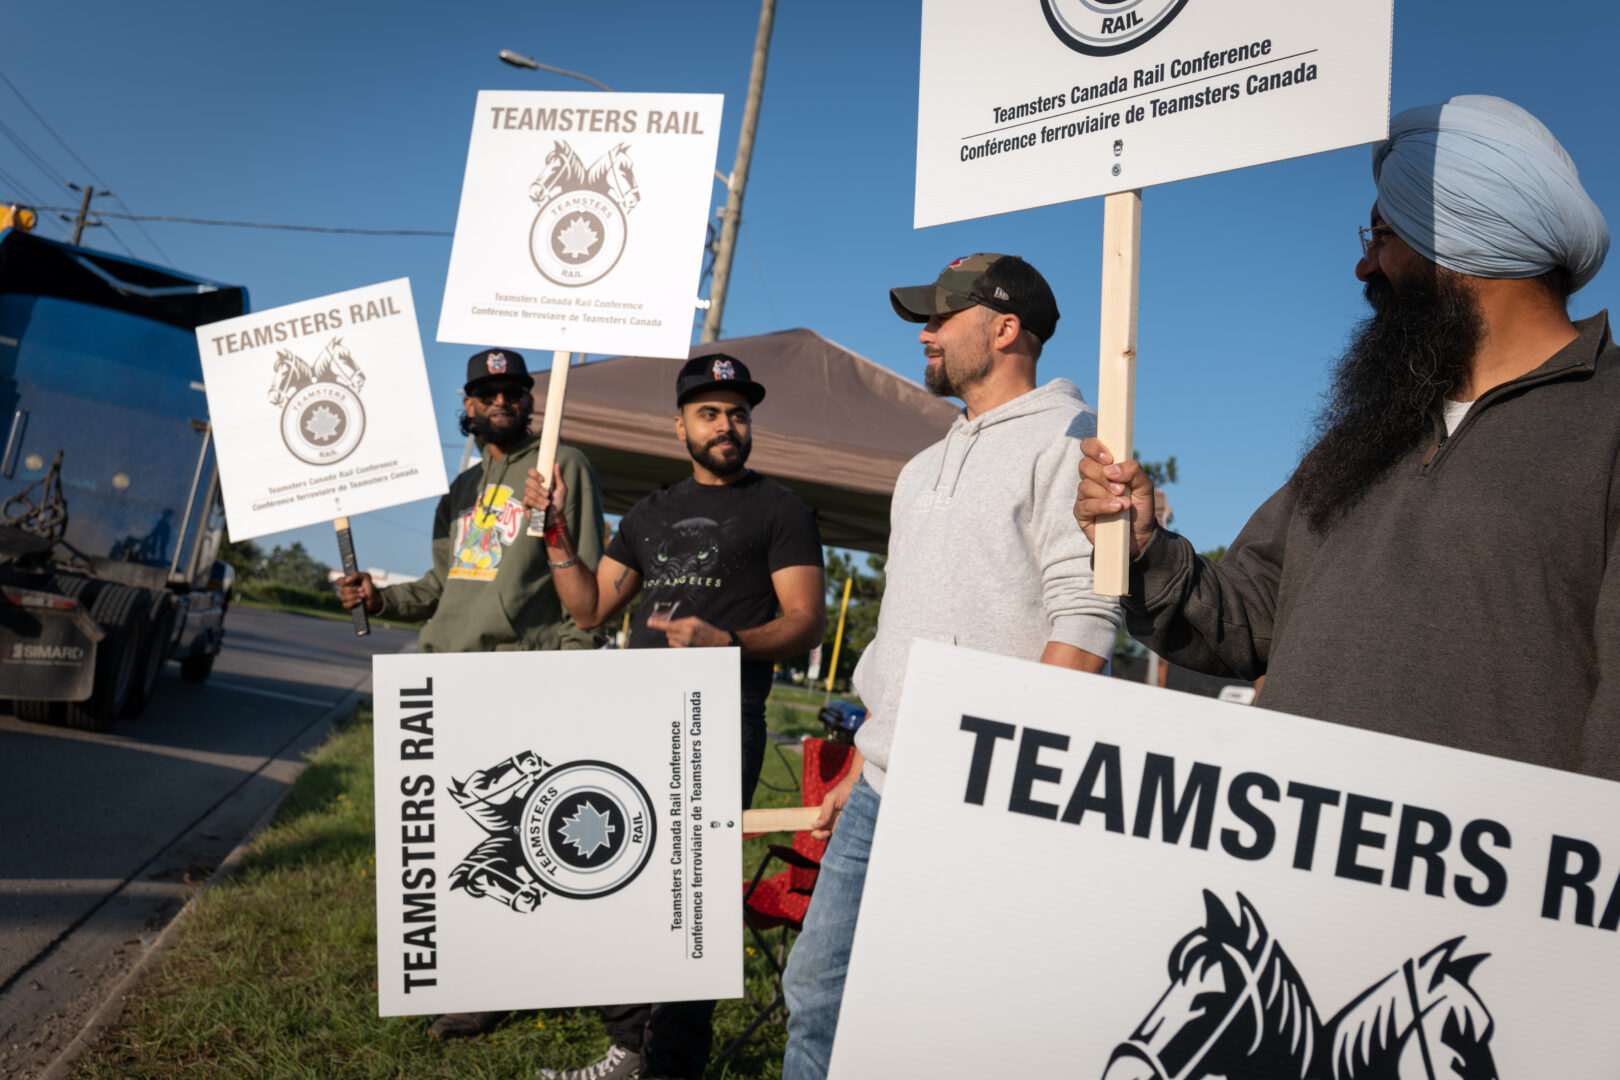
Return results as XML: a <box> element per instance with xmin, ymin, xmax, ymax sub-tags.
<box><xmin>0</xmin><ymin>606</ymin><xmax>412</xmax><ymax>1079</ymax></box>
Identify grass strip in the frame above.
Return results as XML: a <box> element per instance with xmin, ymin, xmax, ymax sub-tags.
<box><xmin>70</xmin><ymin>707</ymin><xmax>816</xmax><ymax>1080</ymax></box>
<box><xmin>231</xmin><ymin>595</ymin><xmax>425</xmax><ymax>632</ymax></box>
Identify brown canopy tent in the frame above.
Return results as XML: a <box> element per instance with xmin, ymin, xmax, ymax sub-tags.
<box><xmin>529</xmin><ymin>328</ymin><xmax>958</xmax><ymax>553</ymax></box>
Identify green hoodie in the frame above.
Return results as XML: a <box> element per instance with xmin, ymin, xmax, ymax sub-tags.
<box><xmin>379</xmin><ymin>433</ymin><xmax>604</xmax><ymax>653</ymax></box>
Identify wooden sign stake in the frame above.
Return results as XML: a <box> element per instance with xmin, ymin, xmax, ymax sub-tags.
<box><xmin>333</xmin><ymin>516</ymin><xmax>370</xmax><ymax>636</ymax></box>
<box><xmin>1094</xmin><ymin>189</ymin><xmax>1142</xmax><ymax>597</ymax></box>
<box><xmin>526</xmin><ymin>349</ymin><xmax>573</xmax><ymax>537</ymax></box>
<box><xmin>741</xmin><ymin>806</ymin><xmax>821</xmax><ymax>833</ymax></box>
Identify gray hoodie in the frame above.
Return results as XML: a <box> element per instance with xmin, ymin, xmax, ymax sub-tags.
<box><xmin>853</xmin><ymin>378</ymin><xmax>1121</xmax><ymax>792</ymax></box>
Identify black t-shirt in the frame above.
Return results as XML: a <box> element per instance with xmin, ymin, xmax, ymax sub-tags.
<box><xmin>608</xmin><ymin>471</ymin><xmax>823</xmax><ymax>719</ymax></box>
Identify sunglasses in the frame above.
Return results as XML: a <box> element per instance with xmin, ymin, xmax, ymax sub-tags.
<box><xmin>471</xmin><ymin>384</ymin><xmax>529</xmax><ymax>404</ymax></box>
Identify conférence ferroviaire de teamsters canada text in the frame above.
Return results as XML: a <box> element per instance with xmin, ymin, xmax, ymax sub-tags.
<box><xmin>961</xmin><ymin>37</ymin><xmax>1317</xmax><ymax>161</ymax></box>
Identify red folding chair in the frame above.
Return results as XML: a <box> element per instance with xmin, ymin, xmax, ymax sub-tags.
<box><xmin>712</xmin><ymin>736</ymin><xmax>855</xmax><ymax>1069</ymax></box>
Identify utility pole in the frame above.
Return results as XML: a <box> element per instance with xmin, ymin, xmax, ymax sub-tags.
<box><xmin>64</xmin><ymin>183</ymin><xmax>111</xmax><ymax>245</ymax></box>
<box><xmin>700</xmin><ymin>0</ymin><xmax>775</xmax><ymax>343</ymax></box>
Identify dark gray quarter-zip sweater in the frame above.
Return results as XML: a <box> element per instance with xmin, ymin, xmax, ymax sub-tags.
<box><xmin>1127</xmin><ymin>313</ymin><xmax>1620</xmax><ymax>781</ymax></box>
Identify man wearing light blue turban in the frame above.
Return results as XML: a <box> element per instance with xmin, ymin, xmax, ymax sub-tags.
<box><xmin>1076</xmin><ymin>95</ymin><xmax>1620</xmax><ymax>782</ymax></box>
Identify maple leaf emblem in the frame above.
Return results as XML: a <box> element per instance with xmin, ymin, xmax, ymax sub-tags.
<box><xmin>556</xmin><ymin>215</ymin><xmax>600</xmax><ymax>260</ymax></box>
<box><xmin>557</xmin><ymin>800</ymin><xmax>616</xmax><ymax>859</ymax></box>
<box><xmin>304</xmin><ymin>405</ymin><xmax>343</xmax><ymax>442</ymax></box>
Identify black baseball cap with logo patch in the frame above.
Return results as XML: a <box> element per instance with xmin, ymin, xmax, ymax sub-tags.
<box><xmin>463</xmin><ymin>348</ymin><xmax>533</xmax><ymax>394</ymax></box>
<box><xmin>676</xmin><ymin>353</ymin><xmax>766</xmax><ymax>407</ymax></box>
<box><xmin>890</xmin><ymin>253</ymin><xmax>1061</xmax><ymax>344</ymax></box>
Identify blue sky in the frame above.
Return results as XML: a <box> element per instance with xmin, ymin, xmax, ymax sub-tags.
<box><xmin>3</xmin><ymin>1</ymin><xmax>1616</xmax><ymax>576</ymax></box>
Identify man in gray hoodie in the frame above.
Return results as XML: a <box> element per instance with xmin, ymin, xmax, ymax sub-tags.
<box><xmin>780</xmin><ymin>253</ymin><xmax>1122</xmax><ymax>1080</ymax></box>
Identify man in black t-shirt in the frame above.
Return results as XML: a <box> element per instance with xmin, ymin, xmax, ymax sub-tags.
<box><xmin>526</xmin><ymin>353</ymin><xmax>826</xmax><ymax>1080</ymax></box>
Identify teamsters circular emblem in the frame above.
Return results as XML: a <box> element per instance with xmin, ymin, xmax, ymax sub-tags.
<box><xmin>530</xmin><ymin>190</ymin><xmax>628</xmax><ymax>287</ymax></box>
<box><xmin>1041</xmin><ymin>0</ymin><xmax>1191</xmax><ymax>56</ymax></box>
<box><xmin>526</xmin><ymin>140</ymin><xmax>642</xmax><ymax>288</ymax></box>
<box><xmin>520</xmin><ymin>761</ymin><xmax>656</xmax><ymax>899</ymax></box>
<box><xmin>281</xmin><ymin>382</ymin><xmax>365</xmax><ymax>465</ymax></box>
<box><xmin>266</xmin><ymin>337</ymin><xmax>368</xmax><ymax>466</ymax></box>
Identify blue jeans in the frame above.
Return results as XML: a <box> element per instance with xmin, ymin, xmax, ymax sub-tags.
<box><xmin>781</xmin><ymin>776</ymin><xmax>879</xmax><ymax>1080</ymax></box>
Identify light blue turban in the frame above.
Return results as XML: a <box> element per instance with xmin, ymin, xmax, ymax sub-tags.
<box><xmin>1372</xmin><ymin>95</ymin><xmax>1609</xmax><ymax>291</ymax></box>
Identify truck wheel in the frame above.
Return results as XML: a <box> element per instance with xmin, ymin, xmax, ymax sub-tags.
<box><xmin>179</xmin><ymin>650</ymin><xmax>216</xmax><ymax>684</ymax></box>
<box><xmin>65</xmin><ymin>584</ymin><xmax>150</xmax><ymax>732</ymax></box>
<box><xmin>48</xmin><ymin>574</ymin><xmax>96</xmax><ymax>604</ymax></box>
<box><xmin>121</xmin><ymin>591</ymin><xmax>174</xmax><ymax>718</ymax></box>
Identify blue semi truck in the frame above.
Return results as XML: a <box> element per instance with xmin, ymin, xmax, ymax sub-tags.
<box><xmin>0</xmin><ymin>225</ymin><xmax>243</xmax><ymax>729</ymax></box>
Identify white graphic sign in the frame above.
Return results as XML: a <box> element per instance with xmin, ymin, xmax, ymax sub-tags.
<box><xmin>373</xmin><ymin>649</ymin><xmax>742</xmax><ymax>1016</ymax></box>
<box><xmin>197</xmin><ymin>279</ymin><xmax>447</xmax><ymax>540</ymax></box>
<box><xmin>830</xmin><ymin>642</ymin><xmax>1620</xmax><ymax>1077</ymax></box>
<box><xmin>438</xmin><ymin>91</ymin><xmax>724</xmax><ymax>359</ymax></box>
<box><xmin>916</xmin><ymin>0</ymin><xmax>1392</xmax><ymax>226</ymax></box>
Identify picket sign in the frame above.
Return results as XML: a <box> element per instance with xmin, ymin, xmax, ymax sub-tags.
<box><xmin>373</xmin><ymin>648</ymin><xmax>743</xmax><ymax>1016</ymax></box>
<box><xmin>194</xmin><ymin>279</ymin><xmax>448</xmax><ymax>622</ymax></box>
<box><xmin>827</xmin><ymin>642</ymin><xmax>1620</xmax><ymax>1077</ymax></box>
<box><xmin>436</xmin><ymin>90</ymin><xmax>723</xmax><ymax>360</ymax></box>
<box><xmin>914</xmin><ymin>0</ymin><xmax>1394</xmax><ymax>594</ymax></box>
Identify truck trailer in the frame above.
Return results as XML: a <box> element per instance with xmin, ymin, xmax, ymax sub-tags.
<box><xmin>0</xmin><ymin>226</ymin><xmax>244</xmax><ymax>729</ymax></box>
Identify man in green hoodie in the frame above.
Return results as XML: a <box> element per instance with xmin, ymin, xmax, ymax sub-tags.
<box><xmin>339</xmin><ymin>346</ymin><xmax>605</xmax><ymax>1039</ymax></box>
<box><xmin>339</xmin><ymin>347</ymin><xmax>605</xmax><ymax>653</ymax></box>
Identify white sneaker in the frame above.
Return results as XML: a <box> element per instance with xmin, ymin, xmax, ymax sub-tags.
<box><xmin>539</xmin><ymin>1044</ymin><xmax>641</xmax><ymax>1080</ymax></box>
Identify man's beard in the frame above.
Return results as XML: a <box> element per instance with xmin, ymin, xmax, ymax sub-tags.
<box><xmin>459</xmin><ymin>404</ymin><xmax>533</xmax><ymax>451</ymax></box>
<box><xmin>687</xmin><ymin>430</ymin><xmax>751</xmax><ymax>477</ymax></box>
<box><xmin>1290</xmin><ymin>266</ymin><xmax>1484</xmax><ymax>531</ymax></box>
<box><xmin>924</xmin><ymin>315</ymin><xmax>995</xmax><ymax>399</ymax></box>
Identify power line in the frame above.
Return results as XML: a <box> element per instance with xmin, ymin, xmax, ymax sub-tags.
<box><xmin>0</xmin><ymin>166</ymin><xmax>47</xmax><ymax>206</ymax></box>
<box><xmin>742</xmin><ymin>222</ymin><xmax>780</xmax><ymax>327</ymax></box>
<box><xmin>0</xmin><ymin>182</ymin><xmax>68</xmax><ymax>240</ymax></box>
<box><xmin>27</xmin><ymin>205</ymin><xmax>451</xmax><ymax>237</ymax></box>
<box><xmin>0</xmin><ymin>68</ymin><xmax>173</xmax><ymax>264</ymax></box>
<box><xmin>0</xmin><ymin>116</ymin><xmax>71</xmax><ymax>192</ymax></box>
<box><xmin>0</xmin><ymin>70</ymin><xmax>97</xmax><ymax>180</ymax></box>
<box><xmin>97</xmin><ymin>220</ymin><xmax>138</xmax><ymax>258</ymax></box>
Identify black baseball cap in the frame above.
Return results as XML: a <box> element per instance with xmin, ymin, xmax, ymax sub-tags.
<box><xmin>890</xmin><ymin>253</ymin><xmax>1061</xmax><ymax>344</ymax></box>
<box><xmin>463</xmin><ymin>348</ymin><xmax>533</xmax><ymax>394</ymax></box>
<box><xmin>676</xmin><ymin>353</ymin><xmax>766</xmax><ymax>407</ymax></box>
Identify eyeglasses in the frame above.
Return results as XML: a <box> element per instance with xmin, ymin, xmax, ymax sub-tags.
<box><xmin>1358</xmin><ymin>223</ymin><xmax>1398</xmax><ymax>257</ymax></box>
<box><xmin>471</xmin><ymin>384</ymin><xmax>528</xmax><ymax>404</ymax></box>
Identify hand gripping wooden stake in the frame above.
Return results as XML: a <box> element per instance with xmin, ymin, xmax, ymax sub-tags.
<box><xmin>1093</xmin><ymin>190</ymin><xmax>1143</xmax><ymax>597</ymax></box>
<box><xmin>334</xmin><ymin>516</ymin><xmax>369</xmax><ymax>636</ymax></box>
<box><xmin>525</xmin><ymin>350</ymin><xmax>573</xmax><ymax>538</ymax></box>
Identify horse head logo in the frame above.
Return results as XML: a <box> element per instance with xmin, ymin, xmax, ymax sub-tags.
<box><xmin>1326</xmin><ymin>938</ymin><xmax>1495</xmax><ymax>1080</ymax></box>
<box><xmin>1105</xmin><ymin>891</ymin><xmax>1323</xmax><ymax>1080</ymax></box>
<box><xmin>526</xmin><ymin>139</ymin><xmax>639</xmax><ymax>287</ymax></box>
<box><xmin>267</xmin><ymin>350</ymin><xmax>315</xmax><ymax>406</ymax></box>
<box><xmin>601</xmin><ymin>142</ymin><xmax>639</xmax><ymax>213</ymax></box>
<box><xmin>1106</xmin><ymin>891</ymin><xmax>1499</xmax><ymax>1080</ymax></box>
<box><xmin>531</xmin><ymin>141</ymin><xmax>586</xmax><ymax>205</ymax></box>
<box><xmin>313</xmin><ymin>337</ymin><xmax>365</xmax><ymax>394</ymax></box>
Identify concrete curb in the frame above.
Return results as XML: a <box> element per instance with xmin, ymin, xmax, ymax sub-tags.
<box><xmin>39</xmin><ymin>676</ymin><xmax>374</xmax><ymax>1080</ymax></box>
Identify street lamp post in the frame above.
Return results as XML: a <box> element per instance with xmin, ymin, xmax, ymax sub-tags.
<box><xmin>497</xmin><ymin>50</ymin><xmax>614</xmax><ymax>92</ymax></box>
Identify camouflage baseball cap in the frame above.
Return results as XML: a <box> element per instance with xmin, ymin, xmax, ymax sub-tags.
<box><xmin>890</xmin><ymin>253</ymin><xmax>1061</xmax><ymax>344</ymax></box>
